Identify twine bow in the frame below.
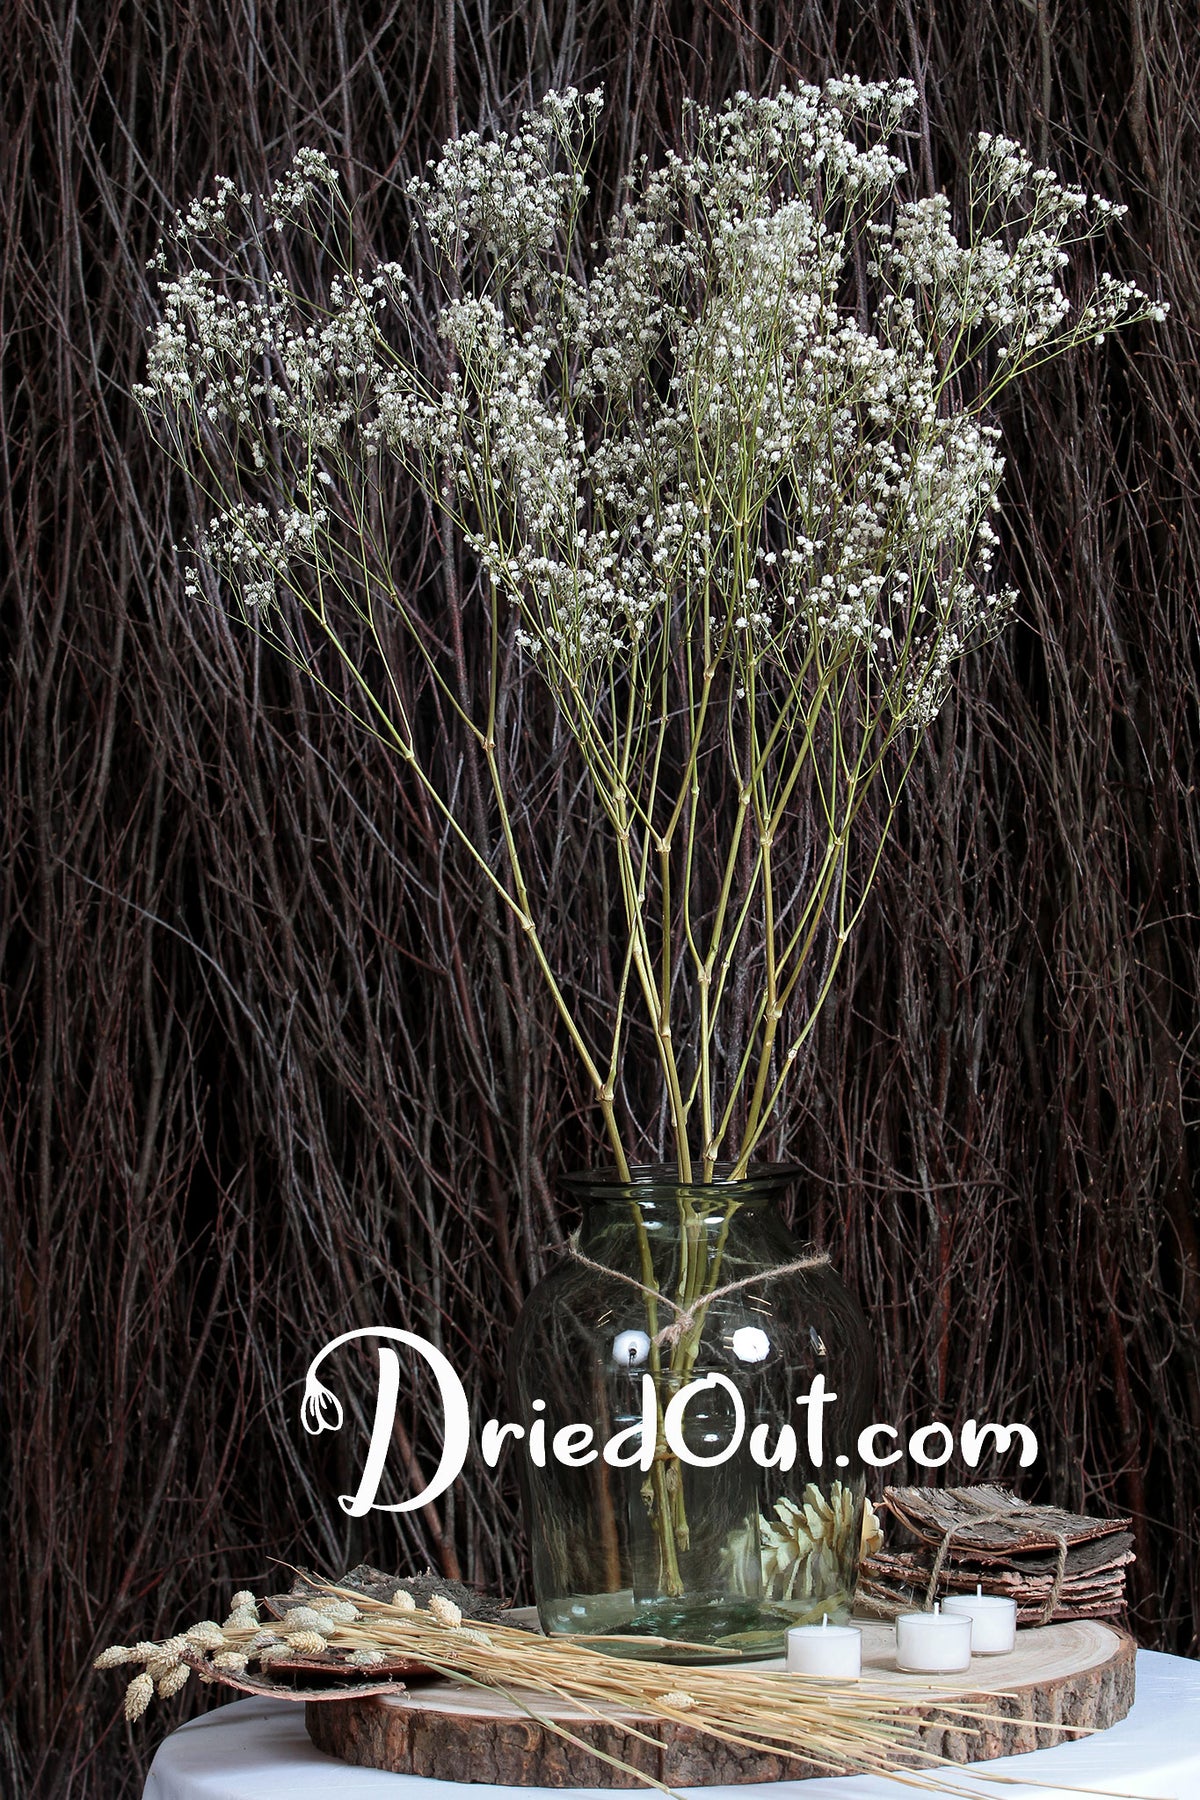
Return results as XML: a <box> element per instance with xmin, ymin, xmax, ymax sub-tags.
<box><xmin>567</xmin><ymin>1234</ymin><xmax>829</xmax><ymax>1349</ymax></box>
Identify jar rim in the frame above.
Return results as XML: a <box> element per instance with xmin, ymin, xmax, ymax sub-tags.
<box><xmin>560</xmin><ymin>1161</ymin><xmax>801</xmax><ymax>1203</ymax></box>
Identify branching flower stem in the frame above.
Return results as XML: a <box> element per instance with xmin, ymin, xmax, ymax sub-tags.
<box><xmin>138</xmin><ymin>87</ymin><xmax>1163</xmax><ymax>1596</ymax></box>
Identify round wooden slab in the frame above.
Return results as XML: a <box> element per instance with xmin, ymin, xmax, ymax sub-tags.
<box><xmin>305</xmin><ymin>1617</ymin><xmax>1135</xmax><ymax>1787</ymax></box>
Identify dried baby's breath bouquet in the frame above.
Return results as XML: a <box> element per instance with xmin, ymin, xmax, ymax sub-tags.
<box><xmin>139</xmin><ymin>82</ymin><xmax>1161</xmax><ymax>1181</ymax></box>
<box><xmin>137</xmin><ymin>87</ymin><xmax>1162</xmax><ymax>1624</ymax></box>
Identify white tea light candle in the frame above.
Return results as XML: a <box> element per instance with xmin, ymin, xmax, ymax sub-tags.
<box><xmin>943</xmin><ymin>1587</ymin><xmax>1018</xmax><ymax>1654</ymax></box>
<box><xmin>895</xmin><ymin>1603</ymin><xmax>972</xmax><ymax>1673</ymax></box>
<box><xmin>786</xmin><ymin>1615</ymin><xmax>862</xmax><ymax>1679</ymax></box>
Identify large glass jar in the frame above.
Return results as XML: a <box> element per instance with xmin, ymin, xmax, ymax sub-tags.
<box><xmin>508</xmin><ymin>1165</ymin><xmax>875</xmax><ymax>1659</ymax></box>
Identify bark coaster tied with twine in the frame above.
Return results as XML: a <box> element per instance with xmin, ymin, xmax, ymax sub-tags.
<box><xmin>857</xmin><ymin>1485</ymin><xmax>1134</xmax><ymax>1625</ymax></box>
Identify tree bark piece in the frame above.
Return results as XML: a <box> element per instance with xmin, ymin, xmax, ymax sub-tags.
<box><xmin>863</xmin><ymin>1486</ymin><xmax>1134</xmax><ymax>1624</ymax></box>
<box><xmin>305</xmin><ymin>1619</ymin><xmax>1135</xmax><ymax>1787</ymax></box>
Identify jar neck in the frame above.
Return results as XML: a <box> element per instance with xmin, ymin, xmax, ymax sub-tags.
<box><xmin>565</xmin><ymin>1164</ymin><xmax>795</xmax><ymax>1248</ymax></box>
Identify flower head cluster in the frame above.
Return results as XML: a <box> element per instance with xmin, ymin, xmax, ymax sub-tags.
<box><xmin>759</xmin><ymin>1484</ymin><xmax>883</xmax><ymax>1602</ymax></box>
<box><xmin>267</xmin><ymin>147</ymin><xmax>341</xmax><ymax>229</ymax></box>
<box><xmin>139</xmin><ymin>84</ymin><xmax>1162</xmax><ymax>736</ymax></box>
<box><xmin>410</xmin><ymin>89</ymin><xmax>603</xmax><ymax>274</ymax></box>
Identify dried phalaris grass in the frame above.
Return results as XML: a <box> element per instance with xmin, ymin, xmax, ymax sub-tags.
<box><xmin>122</xmin><ymin>1675</ymin><xmax>154</xmax><ymax>1723</ymax></box>
<box><xmin>155</xmin><ymin>1666</ymin><xmax>191</xmax><ymax>1698</ymax></box>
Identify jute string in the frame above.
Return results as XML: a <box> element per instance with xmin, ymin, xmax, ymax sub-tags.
<box><xmin>566</xmin><ymin>1235</ymin><xmax>829</xmax><ymax>1349</ymax></box>
<box><xmin>923</xmin><ymin>1506</ymin><xmax>1070</xmax><ymax>1625</ymax></box>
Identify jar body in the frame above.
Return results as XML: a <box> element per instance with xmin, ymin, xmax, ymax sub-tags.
<box><xmin>508</xmin><ymin>1167</ymin><xmax>875</xmax><ymax>1658</ymax></box>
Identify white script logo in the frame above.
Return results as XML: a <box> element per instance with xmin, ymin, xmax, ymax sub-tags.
<box><xmin>301</xmin><ymin>1327</ymin><xmax>1038</xmax><ymax>1518</ymax></box>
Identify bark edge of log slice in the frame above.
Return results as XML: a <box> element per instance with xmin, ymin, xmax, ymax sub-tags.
<box><xmin>304</xmin><ymin>1619</ymin><xmax>1136</xmax><ymax>1788</ymax></box>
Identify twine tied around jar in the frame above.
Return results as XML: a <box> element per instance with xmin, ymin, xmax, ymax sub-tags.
<box><xmin>923</xmin><ymin>1507</ymin><xmax>1070</xmax><ymax>1625</ymax></box>
<box><xmin>565</xmin><ymin>1234</ymin><xmax>829</xmax><ymax>1349</ymax></box>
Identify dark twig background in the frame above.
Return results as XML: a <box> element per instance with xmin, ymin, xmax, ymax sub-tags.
<box><xmin>2</xmin><ymin>3</ymin><xmax>1197</xmax><ymax>1796</ymax></box>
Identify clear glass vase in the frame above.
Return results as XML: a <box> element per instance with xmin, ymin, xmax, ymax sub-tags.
<box><xmin>508</xmin><ymin>1165</ymin><xmax>875</xmax><ymax>1659</ymax></box>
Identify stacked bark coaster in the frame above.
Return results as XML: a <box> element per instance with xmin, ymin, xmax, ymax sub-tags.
<box><xmin>858</xmin><ymin>1484</ymin><xmax>1134</xmax><ymax>1624</ymax></box>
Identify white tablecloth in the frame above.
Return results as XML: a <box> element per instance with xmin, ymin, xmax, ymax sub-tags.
<box><xmin>143</xmin><ymin>1650</ymin><xmax>1200</xmax><ymax>1800</ymax></box>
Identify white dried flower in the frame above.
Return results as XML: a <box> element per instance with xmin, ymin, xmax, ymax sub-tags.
<box><xmin>223</xmin><ymin>1608</ymin><xmax>259</xmax><ymax>1631</ymax></box>
<box><xmin>456</xmin><ymin>1626</ymin><xmax>493</xmax><ymax>1648</ymax></box>
<box><xmin>130</xmin><ymin>1641</ymin><xmax>163</xmax><ymax>1661</ymax></box>
<box><xmin>349</xmin><ymin>1648</ymin><xmax>386</xmax><ymax>1666</ymax></box>
<box><xmin>156</xmin><ymin>1664</ymin><xmax>192</xmax><ymax>1698</ymax></box>
<box><xmin>124</xmin><ymin>1673</ymin><xmax>154</xmax><ymax>1721</ymax></box>
<box><xmin>230</xmin><ymin>1591</ymin><xmax>258</xmax><ymax>1613</ymax></box>
<box><xmin>390</xmin><ymin>1590</ymin><xmax>417</xmax><ymax>1613</ymax></box>
<box><xmin>212</xmin><ymin>1651</ymin><xmax>249</xmax><ymax>1672</ymax></box>
<box><xmin>93</xmin><ymin>1646</ymin><xmax>131</xmax><ymax>1669</ymax></box>
<box><xmin>281</xmin><ymin>1606</ymin><xmax>335</xmax><ymax>1635</ymax></box>
<box><xmin>320</xmin><ymin>1600</ymin><xmax>361</xmax><ymax>1622</ymax></box>
<box><xmin>656</xmin><ymin>1691</ymin><xmax>697</xmax><ymax>1710</ymax></box>
<box><xmin>185</xmin><ymin>1623</ymin><xmax>226</xmax><ymax>1652</ymax></box>
<box><xmin>284</xmin><ymin>1630</ymin><xmax>329</xmax><ymax>1655</ymax></box>
<box><xmin>759</xmin><ymin>1481</ymin><xmax>865</xmax><ymax>1601</ymax></box>
<box><xmin>861</xmin><ymin>1496</ymin><xmax>884</xmax><ymax>1559</ymax></box>
<box><xmin>428</xmin><ymin>1594</ymin><xmax>462</xmax><ymax>1628</ymax></box>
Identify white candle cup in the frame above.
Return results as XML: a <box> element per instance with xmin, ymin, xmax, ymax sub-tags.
<box><xmin>786</xmin><ymin>1616</ymin><xmax>862</xmax><ymax>1679</ymax></box>
<box><xmin>942</xmin><ymin>1588</ymin><xmax>1018</xmax><ymax>1655</ymax></box>
<box><xmin>894</xmin><ymin>1603</ymin><xmax>973</xmax><ymax>1673</ymax></box>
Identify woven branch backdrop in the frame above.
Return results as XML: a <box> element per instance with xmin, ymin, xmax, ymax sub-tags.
<box><xmin>3</xmin><ymin>2</ymin><xmax>1198</xmax><ymax>1796</ymax></box>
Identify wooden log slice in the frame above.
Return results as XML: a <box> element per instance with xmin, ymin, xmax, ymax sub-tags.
<box><xmin>306</xmin><ymin>1618</ymin><xmax>1135</xmax><ymax>1787</ymax></box>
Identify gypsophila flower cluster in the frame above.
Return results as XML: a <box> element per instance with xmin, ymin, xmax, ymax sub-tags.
<box><xmin>137</xmin><ymin>86</ymin><xmax>1161</xmax><ymax>706</ymax></box>
<box><xmin>410</xmin><ymin>87</ymin><xmax>603</xmax><ymax>271</ymax></box>
<box><xmin>138</xmin><ymin>84</ymin><xmax>1166</xmax><ymax>1178</ymax></box>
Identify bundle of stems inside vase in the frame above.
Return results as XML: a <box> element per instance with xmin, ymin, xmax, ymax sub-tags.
<box><xmin>612</xmin><ymin>1185</ymin><xmax>761</xmax><ymax>1596</ymax></box>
